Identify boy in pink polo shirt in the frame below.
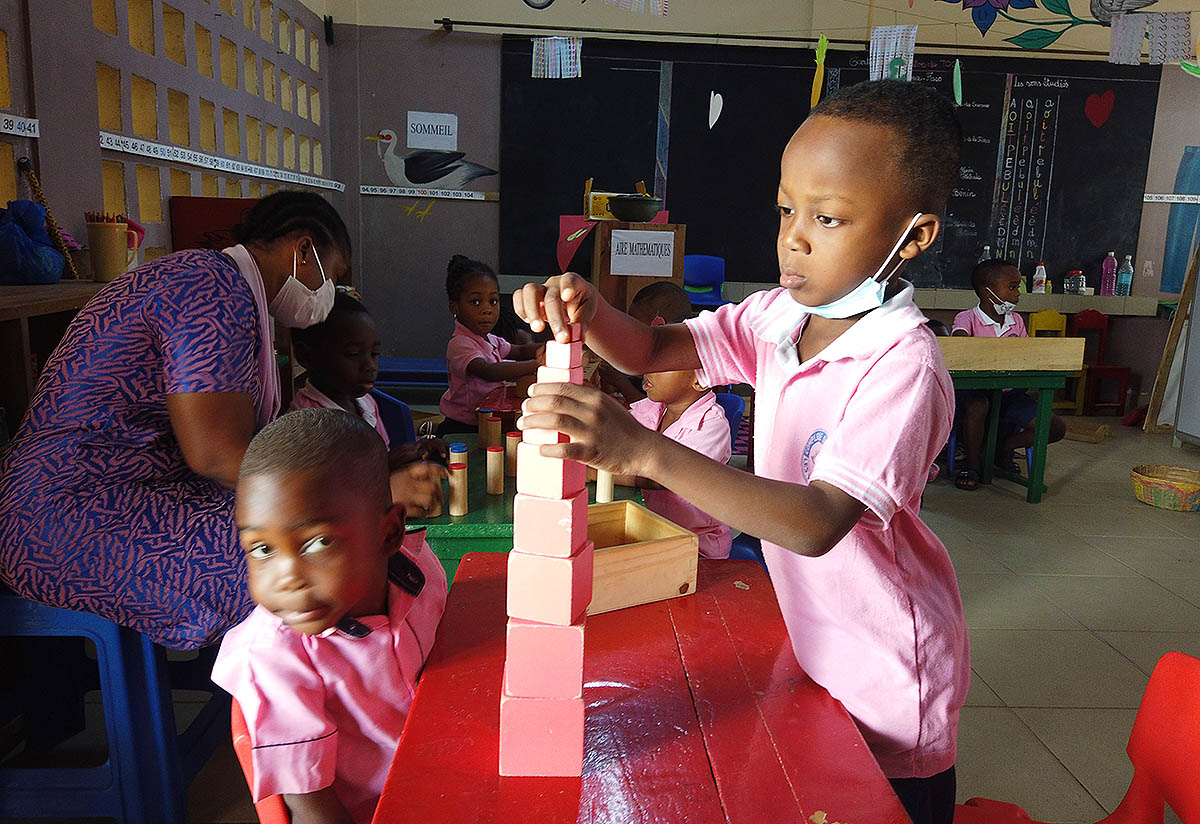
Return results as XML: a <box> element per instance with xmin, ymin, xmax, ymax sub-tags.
<box><xmin>951</xmin><ymin>259</ymin><xmax>1066</xmax><ymax>490</ymax></box>
<box><xmin>212</xmin><ymin>409</ymin><xmax>447</xmax><ymax>824</ymax></box>
<box><xmin>516</xmin><ymin>80</ymin><xmax>968</xmax><ymax>824</ymax></box>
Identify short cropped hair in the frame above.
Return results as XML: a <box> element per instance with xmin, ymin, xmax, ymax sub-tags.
<box><xmin>630</xmin><ymin>281</ymin><xmax>693</xmax><ymax>324</ymax></box>
<box><xmin>290</xmin><ymin>290</ymin><xmax>371</xmax><ymax>349</ymax></box>
<box><xmin>971</xmin><ymin>258</ymin><xmax>1019</xmax><ymax>293</ymax></box>
<box><xmin>446</xmin><ymin>254</ymin><xmax>497</xmax><ymax>301</ymax></box>
<box><xmin>239</xmin><ymin>408</ymin><xmax>390</xmax><ymax>508</ymax></box>
<box><xmin>810</xmin><ymin>79</ymin><xmax>963</xmax><ymax>213</ymax></box>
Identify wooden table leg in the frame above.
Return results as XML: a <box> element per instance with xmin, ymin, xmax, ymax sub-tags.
<box><xmin>980</xmin><ymin>388</ymin><xmax>1002</xmax><ymax>485</ymax></box>
<box><xmin>1026</xmin><ymin>388</ymin><xmax>1053</xmax><ymax>504</ymax></box>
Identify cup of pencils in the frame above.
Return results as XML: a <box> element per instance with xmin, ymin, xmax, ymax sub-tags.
<box><xmin>85</xmin><ymin>211</ymin><xmax>140</xmax><ymax>282</ymax></box>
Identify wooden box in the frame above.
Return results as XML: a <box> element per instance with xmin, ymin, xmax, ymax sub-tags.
<box><xmin>588</xmin><ymin>500</ymin><xmax>698</xmax><ymax>616</ymax></box>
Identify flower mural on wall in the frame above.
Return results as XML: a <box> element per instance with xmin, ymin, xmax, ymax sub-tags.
<box><xmin>936</xmin><ymin>0</ymin><xmax>1157</xmax><ymax>48</ymax></box>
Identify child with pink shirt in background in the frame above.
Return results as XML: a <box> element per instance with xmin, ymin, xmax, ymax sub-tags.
<box><xmin>212</xmin><ymin>408</ymin><xmax>446</xmax><ymax>824</ymax></box>
<box><xmin>516</xmin><ymin>80</ymin><xmax>968</xmax><ymax>824</ymax></box>
<box><xmin>437</xmin><ymin>255</ymin><xmax>541</xmax><ymax>436</ymax></box>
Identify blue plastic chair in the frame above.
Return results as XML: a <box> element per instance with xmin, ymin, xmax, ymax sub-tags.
<box><xmin>729</xmin><ymin>533</ymin><xmax>768</xmax><ymax>573</ymax></box>
<box><xmin>0</xmin><ymin>593</ymin><xmax>229</xmax><ymax>823</ymax></box>
<box><xmin>713</xmin><ymin>392</ymin><xmax>745</xmax><ymax>455</ymax></box>
<box><xmin>683</xmin><ymin>255</ymin><xmax>730</xmax><ymax>307</ymax></box>
<box><xmin>371</xmin><ymin>387</ymin><xmax>417</xmax><ymax>445</ymax></box>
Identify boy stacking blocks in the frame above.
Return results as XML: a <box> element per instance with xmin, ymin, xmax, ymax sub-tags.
<box><xmin>501</xmin><ymin>323</ymin><xmax>590</xmax><ymax>777</ymax></box>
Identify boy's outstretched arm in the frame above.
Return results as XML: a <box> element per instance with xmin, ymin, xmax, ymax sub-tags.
<box><xmin>283</xmin><ymin>788</ymin><xmax>355</xmax><ymax>824</ymax></box>
<box><xmin>513</xmin><ymin>273</ymin><xmax>700</xmax><ymax>377</ymax></box>
<box><xmin>521</xmin><ymin>383</ymin><xmax>866</xmax><ymax>557</ymax></box>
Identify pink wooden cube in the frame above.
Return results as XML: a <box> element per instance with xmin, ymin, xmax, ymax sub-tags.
<box><xmin>562</xmin><ymin>322</ymin><xmax>582</xmax><ymax>342</ymax></box>
<box><xmin>499</xmin><ymin>695</ymin><xmax>584</xmax><ymax>776</ymax></box>
<box><xmin>537</xmin><ymin>365</ymin><xmax>583</xmax><ymax>385</ymax></box>
<box><xmin>513</xmin><ymin>491</ymin><xmax>588</xmax><ymax>557</ymax></box>
<box><xmin>545</xmin><ymin>340</ymin><xmax>583</xmax><ymax>369</ymax></box>
<box><xmin>504</xmin><ymin>618</ymin><xmax>585</xmax><ymax>699</ymax></box>
<box><xmin>522</xmin><ymin>427</ymin><xmax>569</xmax><ymax>445</ymax></box>
<box><xmin>507</xmin><ymin>542</ymin><xmax>594</xmax><ymax>625</ymax></box>
<box><xmin>516</xmin><ymin>442</ymin><xmax>585</xmax><ymax>499</ymax></box>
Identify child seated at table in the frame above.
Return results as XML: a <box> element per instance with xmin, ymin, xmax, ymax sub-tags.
<box><xmin>212</xmin><ymin>408</ymin><xmax>447</xmax><ymax>824</ymax></box>
<box><xmin>951</xmin><ymin>259</ymin><xmax>1066</xmax><ymax>490</ymax></box>
<box><xmin>611</xmin><ymin>368</ymin><xmax>733</xmax><ymax>558</ymax></box>
<box><xmin>596</xmin><ymin>282</ymin><xmax>698</xmax><ymax>405</ymax></box>
<box><xmin>438</xmin><ymin>255</ymin><xmax>541</xmax><ymax>436</ymax></box>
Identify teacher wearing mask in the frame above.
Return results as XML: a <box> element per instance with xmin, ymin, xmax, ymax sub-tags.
<box><xmin>0</xmin><ymin>192</ymin><xmax>439</xmax><ymax>649</ymax></box>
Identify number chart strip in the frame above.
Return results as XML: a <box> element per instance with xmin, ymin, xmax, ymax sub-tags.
<box><xmin>0</xmin><ymin>114</ymin><xmax>40</xmax><ymax>139</ymax></box>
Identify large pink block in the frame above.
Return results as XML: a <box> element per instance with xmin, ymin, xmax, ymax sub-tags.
<box><xmin>516</xmin><ymin>442</ymin><xmax>585</xmax><ymax>499</ymax></box>
<box><xmin>507</xmin><ymin>542</ymin><xmax>594</xmax><ymax>625</ymax></box>
<box><xmin>545</xmin><ymin>340</ymin><xmax>583</xmax><ymax>369</ymax></box>
<box><xmin>537</xmin><ymin>365</ymin><xmax>583</xmax><ymax>385</ymax></box>
<box><xmin>504</xmin><ymin>618</ymin><xmax>585</xmax><ymax>699</ymax></box>
<box><xmin>513</xmin><ymin>491</ymin><xmax>588</xmax><ymax>557</ymax></box>
<box><xmin>499</xmin><ymin>695</ymin><xmax>584</xmax><ymax>776</ymax></box>
<box><xmin>522</xmin><ymin>427</ymin><xmax>569</xmax><ymax>445</ymax></box>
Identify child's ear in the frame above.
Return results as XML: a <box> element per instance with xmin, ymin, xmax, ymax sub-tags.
<box><xmin>448</xmin><ymin>300</ymin><xmax>458</xmax><ymax>319</ymax></box>
<box><xmin>692</xmin><ymin>378</ymin><xmax>706</xmax><ymax>392</ymax></box>
<box><xmin>899</xmin><ymin>213</ymin><xmax>942</xmax><ymax>260</ymax></box>
<box><xmin>381</xmin><ymin>503</ymin><xmax>406</xmax><ymax>556</ymax></box>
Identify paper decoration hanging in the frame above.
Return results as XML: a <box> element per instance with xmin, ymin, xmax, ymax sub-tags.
<box><xmin>599</xmin><ymin>0</ymin><xmax>668</xmax><ymax>16</ymax></box>
<box><xmin>869</xmin><ymin>25</ymin><xmax>917</xmax><ymax>82</ymax></box>
<box><xmin>952</xmin><ymin>58</ymin><xmax>963</xmax><ymax>106</ymax></box>
<box><xmin>1148</xmin><ymin>12</ymin><xmax>1192</xmax><ymax>65</ymax></box>
<box><xmin>532</xmin><ymin>36</ymin><xmax>583</xmax><ymax>79</ymax></box>
<box><xmin>811</xmin><ymin>33</ymin><xmax>828</xmax><ymax>109</ymax></box>
<box><xmin>1109</xmin><ymin>13</ymin><xmax>1148</xmax><ymax>65</ymax></box>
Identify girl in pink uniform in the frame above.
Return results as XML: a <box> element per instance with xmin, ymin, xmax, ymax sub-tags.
<box><xmin>213</xmin><ymin>409</ymin><xmax>447</xmax><ymax>824</ymax></box>
<box><xmin>438</xmin><ymin>255</ymin><xmax>541</xmax><ymax>435</ymax></box>
<box><xmin>516</xmin><ymin>80</ymin><xmax>969</xmax><ymax>824</ymax></box>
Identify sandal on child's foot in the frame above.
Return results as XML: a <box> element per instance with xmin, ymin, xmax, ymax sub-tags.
<box><xmin>955</xmin><ymin>468</ymin><xmax>980</xmax><ymax>490</ymax></box>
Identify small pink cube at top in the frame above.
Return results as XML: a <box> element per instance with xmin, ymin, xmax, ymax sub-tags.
<box><xmin>516</xmin><ymin>442</ymin><xmax>585</xmax><ymax>499</ymax></box>
<box><xmin>503</xmin><ymin>618</ymin><xmax>585</xmax><ymax>699</ymax></box>
<box><xmin>545</xmin><ymin>340</ymin><xmax>583</xmax><ymax>369</ymax></box>
<box><xmin>513</xmin><ymin>490</ymin><xmax>588</xmax><ymax>558</ymax></box>
<box><xmin>563</xmin><ymin>323</ymin><xmax>583</xmax><ymax>342</ymax></box>
<box><xmin>499</xmin><ymin>694</ymin><xmax>584</xmax><ymax>776</ymax></box>
<box><xmin>537</xmin><ymin>365</ymin><xmax>583</xmax><ymax>385</ymax></box>
<box><xmin>506</xmin><ymin>541</ymin><xmax>594</xmax><ymax>625</ymax></box>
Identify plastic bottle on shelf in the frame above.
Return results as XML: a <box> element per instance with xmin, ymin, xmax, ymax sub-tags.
<box><xmin>1116</xmin><ymin>254</ymin><xmax>1134</xmax><ymax>296</ymax></box>
<box><xmin>1100</xmin><ymin>251</ymin><xmax>1118</xmax><ymax>296</ymax></box>
<box><xmin>1032</xmin><ymin>262</ymin><xmax>1048</xmax><ymax>293</ymax></box>
<box><xmin>978</xmin><ymin>244</ymin><xmax>992</xmax><ymax>263</ymax></box>
<box><xmin>1065</xmin><ymin>269</ymin><xmax>1086</xmax><ymax>294</ymax></box>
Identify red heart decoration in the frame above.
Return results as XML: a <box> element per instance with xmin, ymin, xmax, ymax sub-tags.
<box><xmin>1085</xmin><ymin>90</ymin><xmax>1114</xmax><ymax>128</ymax></box>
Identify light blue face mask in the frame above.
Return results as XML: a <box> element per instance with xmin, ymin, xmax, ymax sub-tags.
<box><xmin>792</xmin><ymin>212</ymin><xmax>924</xmax><ymax>319</ymax></box>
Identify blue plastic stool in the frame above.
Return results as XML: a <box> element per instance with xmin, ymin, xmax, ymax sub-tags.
<box><xmin>713</xmin><ymin>392</ymin><xmax>745</xmax><ymax>455</ymax></box>
<box><xmin>729</xmin><ymin>533</ymin><xmax>768</xmax><ymax>574</ymax></box>
<box><xmin>0</xmin><ymin>593</ymin><xmax>229</xmax><ymax>823</ymax></box>
<box><xmin>683</xmin><ymin>255</ymin><xmax>730</xmax><ymax>307</ymax></box>
<box><xmin>371</xmin><ymin>387</ymin><xmax>417</xmax><ymax>445</ymax></box>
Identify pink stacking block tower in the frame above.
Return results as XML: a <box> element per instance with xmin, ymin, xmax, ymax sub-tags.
<box><xmin>504</xmin><ymin>618</ymin><xmax>585</xmax><ymax>699</ymax></box>
<box><xmin>513</xmin><ymin>491</ymin><xmax>588</xmax><ymax>558</ymax></box>
<box><xmin>499</xmin><ymin>695</ymin><xmax>584</xmax><ymax>777</ymax></box>
<box><xmin>516</xmin><ymin>442</ymin><xmax>585</xmax><ymax>499</ymax></box>
<box><xmin>507</xmin><ymin>541</ymin><xmax>594</xmax><ymax>626</ymax></box>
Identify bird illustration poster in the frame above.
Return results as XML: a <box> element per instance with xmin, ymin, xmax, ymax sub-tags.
<box><xmin>364</xmin><ymin>129</ymin><xmax>497</xmax><ymax>192</ymax></box>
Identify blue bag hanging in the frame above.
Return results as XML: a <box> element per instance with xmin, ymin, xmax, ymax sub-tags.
<box><xmin>0</xmin><ymin>199</ymin><xmax>66</xmax><ymax>284</ymax></box>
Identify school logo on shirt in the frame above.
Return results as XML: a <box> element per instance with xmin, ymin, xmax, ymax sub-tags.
<box><xmin>801</xmin><ymin>429</ymin><xmax>827</xmax><ymax>481</ymax></box>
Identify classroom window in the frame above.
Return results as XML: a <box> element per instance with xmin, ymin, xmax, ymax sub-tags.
<box><xmin>163</xmin><ymin>5</ymin><xmax>186</xmax><ymax>66</ymax></box>
<box><xmin>259</xmin><ymin>1</ymin><xmax>273</xmax><ymax>43</ymax></box>
<box><xmin>262</xmin><ymin>59</ymin><xmax>275</xmax><ymax>103</ymax></box>
<box><xmin>143</xmin><ymin>246</ymin><xmax>166</xmax><ymax>262</ymax></box>
<box><xmin>130</xmin><ymin>75</ymin><xmax>158</xmax><ymax>140</ymax></box>
<box><xmin>309</xmin><ymin>88</ymin><xmax>320</xmax><ymax>125</ymax></box>
<box><xmin>135</xmin><ymin>165</ymin><xmax>162</xmax><ymax>222</ymax></box>
<box><xmin>313</xmin><ymin>140</ymin><xmax>322</xmax><ymax>176</ymax></box>
<box><xmin>308</xmin><ymin>32</ymin><xmax>319</xmax><ymax>71</ymax></box>
<box><xmin>244</xmin><ymin>49</ymin><xmax>258</xmax><ymax>96</ymax></box>
<box><xmin>201</xmin><ymin>172</ymin><xmax>218</xmax><ymax>197</ymax></box>
<box><xmin>265</xmin><ymin>123</ymin><xmax>278</xmax><ymax>166</ymax></box>
<box><xmin>219</xmin><ymin>0</ymin><xmax>236</xmax><ymax>16</ymax></box>
<box><xmin>280</xmin><ymin>70</ymin><xmax>291</xmax><ymax>112</ymax></box>
<box><xmin>219</xmin><ymin>37</ymin><xmax>238</xmax><ymax>90</ymax></box>
<box><xmin>170</xmin><ymin>167</ymin><xmax>191</xmax><ymax>197</ymax></box>
<box><xmin>277</xmin><ymin>10</ymin><xmax>290</xmax><ymax>53</ymax></box>
<box><xmin>299</xmin><ymin>135</ymin><xmax>310</xmax><ymax>173</ymax></box>
<box><xmin>101</xmin><ymin>160</ymin><xmax>127</xmax><ymax>216</ymax></box>
<box><xmin>0</xmin><ymin>141</ymin><xmax>17</xmax><ymax>206</ymax></box>
<box><xmin>225</xmin><ymin>177</ymin><xmax>243</xmax><ymax>197</ymax></box>
<box><xmin>282</xmin><ymin>128</ymin><xmax>295</xmax><ymax>169</ymax></box>
<box><xmin>264</xmin><ymin>183</ymin><xmax>279</xmax><ymax>195</ymax></box>
<box><xmin>96</xmin><ymin>63</ymin><xmax>122</xmax><ymax>132</ymax></box>
<box><xmin>296</xmin><ymin>80</ymin><xmax>307</xmax><ymax>119</ymax></box>
<box><xmin>223</xmin><ymin>108</ymin><xmax>240</xmax><ymax>156</ymax></box>
<box><xmin>167</xmin><ymin>88</ymin><xmax>189</xmax><ymax>146</ymax></box>
<box><xmin>92</xmin><ymin>0</ymin><xmax>118</xmax><ymax>36</ymax></box>
<box><xmin>195</xmin><ymin>24</ymin><xmax>213</xmax><ymax>78</ymax></box>
<box><xmin>247</xmin><ymin>180</ymin><xmax>261</xmax><ymax>198</ymax></box>
<box><xmin>127</xmin><ymin>0</ymin><xmax>154</xmax><ymax>56</ymax></box>
<box><xmin>246</xmin><ymin>116</ymin><xmax>261</xmax><ymax>163</ymax></box>
<box><xmin>242</xmin><ymin>0</ymin><xmax>255</xmax><ymax>31</ymax></box>
<box><xmin>0</xmin><ymin>29</ymin><xmax>11</xmax><ymax>109</ymax></box>
<box><xmin>293</xmin><ymin>24</ymin><xmax>305</xmax><ymax>65</ymax></box>
<box><xmin>198</xmin><ymin>98</ymin><xmax>216</xmax><ymax>152</ymax></box>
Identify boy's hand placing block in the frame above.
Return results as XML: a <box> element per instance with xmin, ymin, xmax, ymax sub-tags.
<box><xmin>513</xmin><ymin>491</ymin><xmax>588</xmax><ymax>557</ymax></box>
<box><xmin>507</xmin><ymin>541</ymin><xmax>594</xmax><ymax>625</ymax></box>
<box><xmin>503</xmin><ymin>618</ymin><xmax>584</xmax><ymax>699</ymax></box>
<box><xmin>499</xmin><ymin>695</ymin><xmax>584</xmax><ymax>776</ymax></box>
<box><xmin>544</xmin><ymin>340</ymin><xmax>583</xmax><ymax>369</ymax></box>
<box><xmin>537</xmin><ymin>365</ymin><xmax>583</xmax><ymax>385</ymax></box>
<box><xmin>516</xmin><ymin>441</ymin><xmax>585</xmax><ymax>499</ymax></box>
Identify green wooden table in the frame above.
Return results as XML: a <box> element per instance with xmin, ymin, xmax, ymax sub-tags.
<box><xmin>949</xmin><ymin>370</ymin><xmax>1069</xmax><ymax>504</ymax></box>
<box><xmin>408</xmin><ymin>434</ymin><xmax>640</xmax><ymax>580</ymax></box>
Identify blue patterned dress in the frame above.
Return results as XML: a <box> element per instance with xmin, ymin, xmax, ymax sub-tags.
<box><xmin>0</xmin><ymin>249</ymin><xmax>262</xmax><ymax>649</ymax></box>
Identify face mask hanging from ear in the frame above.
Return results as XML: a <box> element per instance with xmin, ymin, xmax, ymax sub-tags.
<box><xmin>792</xmin><ymin>213</ymin><xmax>924</xmax><ymax>319</ymax></box>
<box><xmin>986</xmin><ymin>287</ymin><xmax>1016</xmax><ymax>317</ymax></box>
<box><xmin>269</xmin><ymin>245</ymin><xmax>336</xmax><ymax>328</ymax></box>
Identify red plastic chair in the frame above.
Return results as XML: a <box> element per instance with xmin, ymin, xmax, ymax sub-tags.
<box><xmin>230</xmin><ymin>698</ymin><xmax>292</xmax><ymax>824</ymax></box>
<box><xmin>955</xmin><ymin>651</ymin><xmax>1200</xmax><ymax>823</ymax></box>
<box><xmin>1069</xmin><ymin>309</ymin><xmax>1131</xmax><ymax>417</ymax></box>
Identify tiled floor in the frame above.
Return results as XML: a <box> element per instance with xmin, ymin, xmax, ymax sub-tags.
<box><xmin>172</xmin><ymin>421</ymin><xmax>1196</xmax><ymax>822</ymax></box>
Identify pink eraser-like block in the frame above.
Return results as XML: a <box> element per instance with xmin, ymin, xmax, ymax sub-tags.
<box><xmin>565</xmin><ymin>323</ymin><xmax>583</xmax><ymax>342</ymax></box>
<box><xmin>545</xmin><ymin>340</ymin><xmax>583</xmax><ymax>369</ymax></box>
<box><xmin>516</xmin><ymin>442</ymin><xmax>585</xmax><ymax>499</ymax></box>
<box><xmin>507</xmin><ymin>542</ymin><xmax>594</xmax><ymax>625</ymax></box>
<box><xmin>537</xmin><ymin>365</ymin><xmax>584</xmax><ymax>385</ymax></box>
<box><xmin>499</xmin><ymin>694</ymin><xmax>584</xmax><ymax>776</ymax></box>
<box><xmin>513</xmin><ymin>491</ymin><xmax>588</xmax><ymax>557</ymax></box>
<box><xmin>504</xmin><ymin>618</ymin><xmax>585</xmax><ymax>699</ymax></box>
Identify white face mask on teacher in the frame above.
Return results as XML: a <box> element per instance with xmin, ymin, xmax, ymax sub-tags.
<box><xmin>269</xmin><ymin>245</ymin><xmax>335</xmax><ymax>328</ymax></box>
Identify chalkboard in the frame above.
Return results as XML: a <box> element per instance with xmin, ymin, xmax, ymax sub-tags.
<box><xmin>499</xmin><ymin>39</ymin><xmax>1161</xmax><ymax>290</ymax></box>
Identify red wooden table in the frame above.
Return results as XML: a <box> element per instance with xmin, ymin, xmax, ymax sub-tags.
<box><xmin>373</xmin><ymin>553</ymin><xmax>910</xmax><ymax>824</ymax></box>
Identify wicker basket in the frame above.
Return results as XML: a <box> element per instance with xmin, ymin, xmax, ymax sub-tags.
<box><xmin>1130</xmin><ymin>465</ymin><xmax>1200</xmax><ymax>512</ymax></box>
